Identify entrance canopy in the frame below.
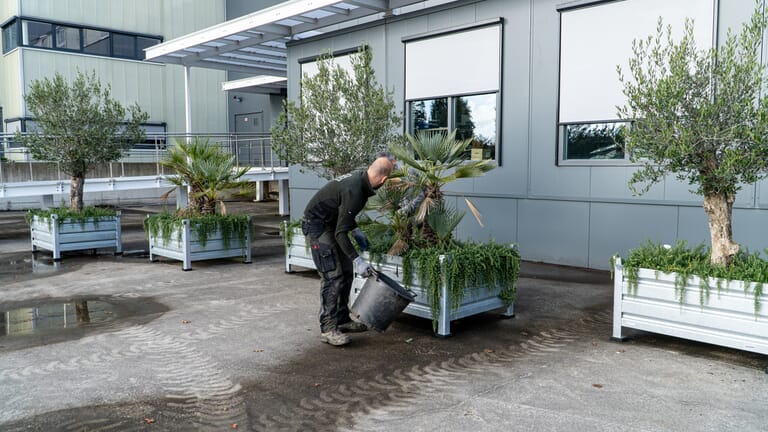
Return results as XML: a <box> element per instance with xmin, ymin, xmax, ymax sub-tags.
<box><xmin>144</xmin><ymin>0</ymin><xmax>459</xmax><ymax>90</ymax></box>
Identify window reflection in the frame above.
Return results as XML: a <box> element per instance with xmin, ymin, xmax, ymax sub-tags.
<box><xmin>23</xmin><ymin>20</ymin><xmax>52</xmax><ymax>48</ymax></box>
<box><xmin>84</xmin><ymin>29</ymin><xmax>110</xmax><ymax>55</ymax></box>
<box><xmin>410</xmin><ymin>98</ymin><xmax>448</xmax><ymax>134</ymax></box>
<box><xmin>455</xmin><ymin>93</ymin><xmax>496</xmax><ymax>160</ymax></box>
<box><xmin>55</xmin><ymin>25</ymin><xmax>80</xmax><ymax>50</ymax></box>
<box><xmin>564</xmin><ymin>122</ymin><xmax>626</xmax><ymax>160</ymax></box>
<box><xmin>408</xmin><ymin>93</ymin><xmax>498</xmax><ymax>161</ymax></box>
<box><xmin>2</xmin><ymin>19</ymin><xmax>19</xmax><ymax>53</ymax></box>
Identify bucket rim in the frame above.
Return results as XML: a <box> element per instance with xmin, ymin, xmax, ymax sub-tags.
<box><xmin>374</xmin><ymin>271</ymin><xmax>416</xmax><ymax>301</ymax></box>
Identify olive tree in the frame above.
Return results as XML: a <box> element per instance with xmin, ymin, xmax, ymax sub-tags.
<box><xmin>18</xmin><ymin>70</ymin><xmax>148</xmax><ymax>212</ymax></box>
<box><xmin>617</xmin><ymin>4</ymin><xmax>768</xmax><ymax>266</ymax></box>
<box><xmin>271</xmin><ymin>46</ymin><xmax>401</xmax><ymax>179</ymax></box>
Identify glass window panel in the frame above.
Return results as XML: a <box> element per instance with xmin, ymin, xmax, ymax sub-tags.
<box><xmin>112</xmin><ymin>33</ymin><xmax>135</xmax><ymax>58</ymax></box>
<box><xmin>2</xmin><ymin>20</ymin><xmax>19</xmax><ymax>53</ymax></box>
<box><xmin>22</xmin><ymin>20</ymin><xmax>53</xmax><ymax>48</ymax></box>
<box><xmin>559</xmin><ymin>0</ymin><xmax>713</xmax><ymax>123</ymax></box>
<box><xmin>409</xmin><ymin>98</ymin><xmax>448</xmax><ymax>135</ymax></box>
<box><xmin>55</xmin><ymin>25</ymin><xmax>80</xmax><ymax>50</ymax></box>
<box><xmin>454</xmin><ymin>93</ymin><xmax>497</xmax><ymax>161</ymax></box>
<box><xmin>136</xmin><ymin>36</ymin><xmax>160</xmax><ymax>59</ymax></box>
<box><xmin>83</xmin><ymin>29</ymin><xmax>110</xmax><ymax>55</ymax></box>
<box><xmin>563</xmin><ymin>122</ymin><xmax>627</xmax><ymax>160</ymax></box>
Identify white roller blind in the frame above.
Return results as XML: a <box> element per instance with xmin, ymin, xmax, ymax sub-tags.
<box><xmin>300</xmin><ymin>52</ymin><xmax>353</xmax><ymax>78</ymax></box>
<box><xmin>559</xmin><ymin>0</ymin><xmax>714</xmax><ymax>123</ymax></box>
<box><xmin>405</xmin><ymin>24</ymin><xmax>501</xmax><ymax>100</ymax></box>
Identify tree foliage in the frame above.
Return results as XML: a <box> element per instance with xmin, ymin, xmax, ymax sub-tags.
<box><xmin>17</xmin><ymin>70</ymin><xmax>148</xmax><ymax>211</ymax></box>
<box><xmin>271</xmin><ymin>46</ymin><xmax>401</xmax><ymax>179</ymax></box>
<box><xmin>372</xmin><ymin>130</ymin><xmax>496</xmax><ymax>254</ymax></box>
<box><xmin>617</xmin><ymin>3</ymin><xmax>768</xmax><ymax>265</ymax></box>
<box><xmin>160</xmin><ymin>137</ymin><xmax>253</xmax><ymax>216</ymax></box>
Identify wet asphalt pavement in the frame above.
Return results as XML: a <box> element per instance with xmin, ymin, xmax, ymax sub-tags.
<box><xmin>0</xmin><ymin>200</ymin><xmax>766</xmax><ymax>431</ymax></box>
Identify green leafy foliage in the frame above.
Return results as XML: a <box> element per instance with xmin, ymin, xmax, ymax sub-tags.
<box><xmin>271</xmin><ymin>46</ymin><xmax>401</xmax><ymax>179</ymax></box>
<box><xmin>143</xmin><ymin>213</ymin><xmax>251</xmax><ymax>250</ymax></box>
<box><xmin>25</xmin><ymin>206</ymin><xmax>117</xmax><ymax>229</ymax></box>
<box><xmin>402</xmin><ymin>241</ymin><xmax>520</xmax><ymax>331</ymax></box>
<box><xmin>161</xmin><ymin>137</ymin><xmax>253</xmax><ymax>216</ymax></box>
<box><xmin>358</xmin><ymin>221</ymin><xmax>519</xmax><ymax>331</ymax></box>
<box><xmin>16</xmin><ymin>70</ymin><xmax>148</xmax><ymax>212</ymax></box>
<box><xmin>616</xmin><ymin>240</ymin><xmax>767</xmax><ymax>313</ymax></box>
<box><xmin>617</xmin><ymin>3</ymin><xmax>768</xmax><ymax>265</ymax></box>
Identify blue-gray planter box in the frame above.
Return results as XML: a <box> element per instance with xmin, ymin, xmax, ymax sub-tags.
<box><xmin>30</xmin><ymin>212</ymin><xmax>122</xmax><ymax>260</ymax></box>
<box><xmin>148</xmin><ymin>217</ymin><xmax>252</xmax><ymax>271</ymax></box>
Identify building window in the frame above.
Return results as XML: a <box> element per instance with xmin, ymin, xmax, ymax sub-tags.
<box><xmin>1</xmin><ymin>18</ymin><xmax>19</xmax><ymax>53</ymax></box>
<box><xmin>404</xmin><ymin>22</ymin><xmax>502</xmax><ymax>161</ymax></box>
<box><xmin>83</xmin><ymin>28</ymin><xmax>110</xmax><ymax>55</ymax></box>
<box><xmin>22</xmin><ymin>20</ymin><xmax>52</xmax><ymax>48</ymax></box>
<box><xmin>2</xmin><ymin>16</ymin><xmax>161</xmax><ymax>60</ymax></box>
<box><xmin>557</xmin><ymin>0</ymin><xmax>715</xmax><ymax>164</ymax></box>
<box><xmin>55</xmin><ymin>25</ymin><xmax>81</xmax><ymax>50</ymax></box>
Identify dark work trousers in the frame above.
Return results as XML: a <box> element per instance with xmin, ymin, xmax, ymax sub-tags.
<box><xmin>308</xmin><ymin>229</ymin><xmax>354</xmax><ymax>333</ymax></box>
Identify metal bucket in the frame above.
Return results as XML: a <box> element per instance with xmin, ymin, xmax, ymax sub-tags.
<box><xmin>350</xmin><ymin>271</ymin><xmax>415</xmax><ymax>332</ymax></box>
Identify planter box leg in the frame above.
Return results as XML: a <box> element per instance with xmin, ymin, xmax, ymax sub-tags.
<box><xmin>243</xmin><ymin>219</ymin><xmax>252</xmax><ymax>264</ymax></box>
<box><xmin>114</xmin><ymin>211</ymin><xmax>123</xmax><ymax>255</ymax></box>
<box><xmin>611</xmin><ymin>260</ymin><xmax>627</xmax><ymax>342</ymax></box>
<box><xmin>52</xmin><ymin>216</ymin><xmax>61</xmax><ymax>261</ymax></box>
<box><xmin>182</xmin><ymin>220</ymin><xmax>192</xmax><ymax>271</ymax></box>
<box><xmin>501</xmin><ymin>302</ymin><xmax>515</xmax><ymax>318</ymax></box>
<box><xmin>436</xmin><ymin>268</ymin><xmax>451</xmax><ymax>337</ymax></box>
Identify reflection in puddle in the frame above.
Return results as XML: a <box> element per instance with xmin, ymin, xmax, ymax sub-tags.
<box><xmin>1</xmin><ymin>300</ymin><xmax>117</xmax><ymax>336</ymax></box>
<box><xmin>31</xmin><ymin>254</ymin><xmax>62</xmax><ymax>274</ymax></box>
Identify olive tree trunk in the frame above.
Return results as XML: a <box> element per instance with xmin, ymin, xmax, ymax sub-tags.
<box><xmin>703</xmin><ymin>192</ymin><xmax>739</xmax><ymax>266</ymax></box>
<box><xmin>70</xmin><ymin>175</ymin><xmax>85</xmax><ymax>212</ymax></box>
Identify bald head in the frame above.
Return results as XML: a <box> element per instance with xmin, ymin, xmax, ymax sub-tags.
<box><xmin>367</xmin><ymin>156</ymin><xmax>394</xmax><ymax>189</ymax></box>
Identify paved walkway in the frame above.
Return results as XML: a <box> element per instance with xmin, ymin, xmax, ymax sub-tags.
<box><xmin>0</xmin><ymin>201</ymin><xmax>766</xmax><ymax>431</ymax></box>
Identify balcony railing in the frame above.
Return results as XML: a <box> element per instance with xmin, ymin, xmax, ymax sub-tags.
<box><xmin>0</xmin><ymin>132</ymin><xmax>286</xmax><ymax>184</ymax></box>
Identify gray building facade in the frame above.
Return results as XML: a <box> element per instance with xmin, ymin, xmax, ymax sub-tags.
<box><xmin>284</xmin><ymin>0</ymin><xmax>768</xmax><ymax>270</ymax></box>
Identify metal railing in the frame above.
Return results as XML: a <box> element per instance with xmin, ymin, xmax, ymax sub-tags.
<box><xmin>0</xmin><ymin>132</ymin><xmax>286</xmax><ymax>184</ymax></box>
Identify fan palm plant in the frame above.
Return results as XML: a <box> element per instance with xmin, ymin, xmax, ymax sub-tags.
<box><xmin>383</xmin><ymin>130</ymin><xmax>496</xmax><ymax>253</ymax></box>
<box><xmin>161</xmin><ymin>137</ymin><xmax>253</xmax><ymax>216</ymax></box>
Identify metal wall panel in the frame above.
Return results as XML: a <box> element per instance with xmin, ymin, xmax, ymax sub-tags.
<box><xmin>22</xmin><ymin>49</ymin><xmax>166</xmax><ymax>122</ymax></box>
<box><xmin>588</xmin><ymin>202</ymin><xmax>679</xmax><ymax>270</ymax></box>
<box><xmin>19</xmin><ymin>0</ymin><xmax>164</xmax><ymax>35</ymax></box>
<box><xmin>285</xmin><ymin>0</ymin><xmax>768</xmax><ymax>269</ymax></box>
<box><xmin>0</xmin><ymin>50</ymin><xmax>22</xmax><ymax>120</ymax></box>
<box><xmin>518</xmin><ymin>199</ymin><xmax>590</xmax><ymax>267</ymax></box>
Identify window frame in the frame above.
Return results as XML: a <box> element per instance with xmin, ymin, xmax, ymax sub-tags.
<box><xmin>2</xmin><ymin>16</ymin><xmax>162</xmax><ymax>60</ymax></box>
<box><xmin>402</xmin><ymin>19</ymin><xmax>504</xmax><ymax>164</ymax></box>
<box><xmin>555</xmin><ymin>0</ymin><xmax>717</xmax><ymax>166</ymax></box>
<box><xmin>406</xmin><ymin>91</ymin><xmax>500</xmax><ymax>162</ymax></box>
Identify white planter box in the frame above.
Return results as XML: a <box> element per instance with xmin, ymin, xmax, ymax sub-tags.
<box><xmin>283</xmin><ymin>224</ymin><xmax>316</xmax><ymax>272</ymax></box>
<box><xmin>612</xmin><ymin>258</ymin><xmax>768</xmax><ymax>355</ymax></box>
<box><xmin>351</xmin><ymin>252</ymin><xmax>515</xmax><ymax>337</ymax></box>
<box><xmin>30</xmin><ymin>212</ymin><xmax>122</xmax><ymax>260</ymax></box>
<box><xmin>148</xmin><ymin>217</ymin><xmax>252</xmax><ymax>271</ymax></box>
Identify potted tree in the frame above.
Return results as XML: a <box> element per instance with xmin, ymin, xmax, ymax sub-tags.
<box><xmin>273</xmin><ymin>46</ymin><xmax>401</xmax><ymax>272</ymax></box>
<box><xmin>351</xmin><ymin>130</ymin><xmax>520</xmax><ymax>337</ymax></box>
<box><xmin>19</xmin><ymin>70</ymin><xmax>148</xmax><ymax>260</ymax></box>
<box><xmin>612</xmin><ymin>6</ymin><xmax>768</xmax><ymax>355</ymax></box>
<box><xmin>143</xmin><ymin>138</ymin><xmax>254</xmax><ymax>271</ymax></box>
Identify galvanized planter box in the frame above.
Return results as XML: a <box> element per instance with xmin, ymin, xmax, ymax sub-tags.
<box><xmin>148</xmin><ymin>216</ymin><xmax>252</xmax><ymax>271</ymax></box>
<box><xmin>30</xmin><ymin>212</ymin><xmax>122</xmax><ymax>260</ymax></box>
<box><xmin>283</xmin><ymin>223</ymin><xmax>316</xmax><ymax>272</ymax></box>
<box><xmin>351</xmin><ymin>252</ymin><xmax>515</xmax><ymax>337</ymax></box>
<box><xmin>612</xmin><ymin>257</ymin><xmax>768</xmax><ymax>355</ymax></box>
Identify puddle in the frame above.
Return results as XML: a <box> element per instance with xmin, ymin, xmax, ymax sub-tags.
<box><xmin>0</xmin><ymin>296</ymin><xmax>168</xmax><ymax>351</ymax></box>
